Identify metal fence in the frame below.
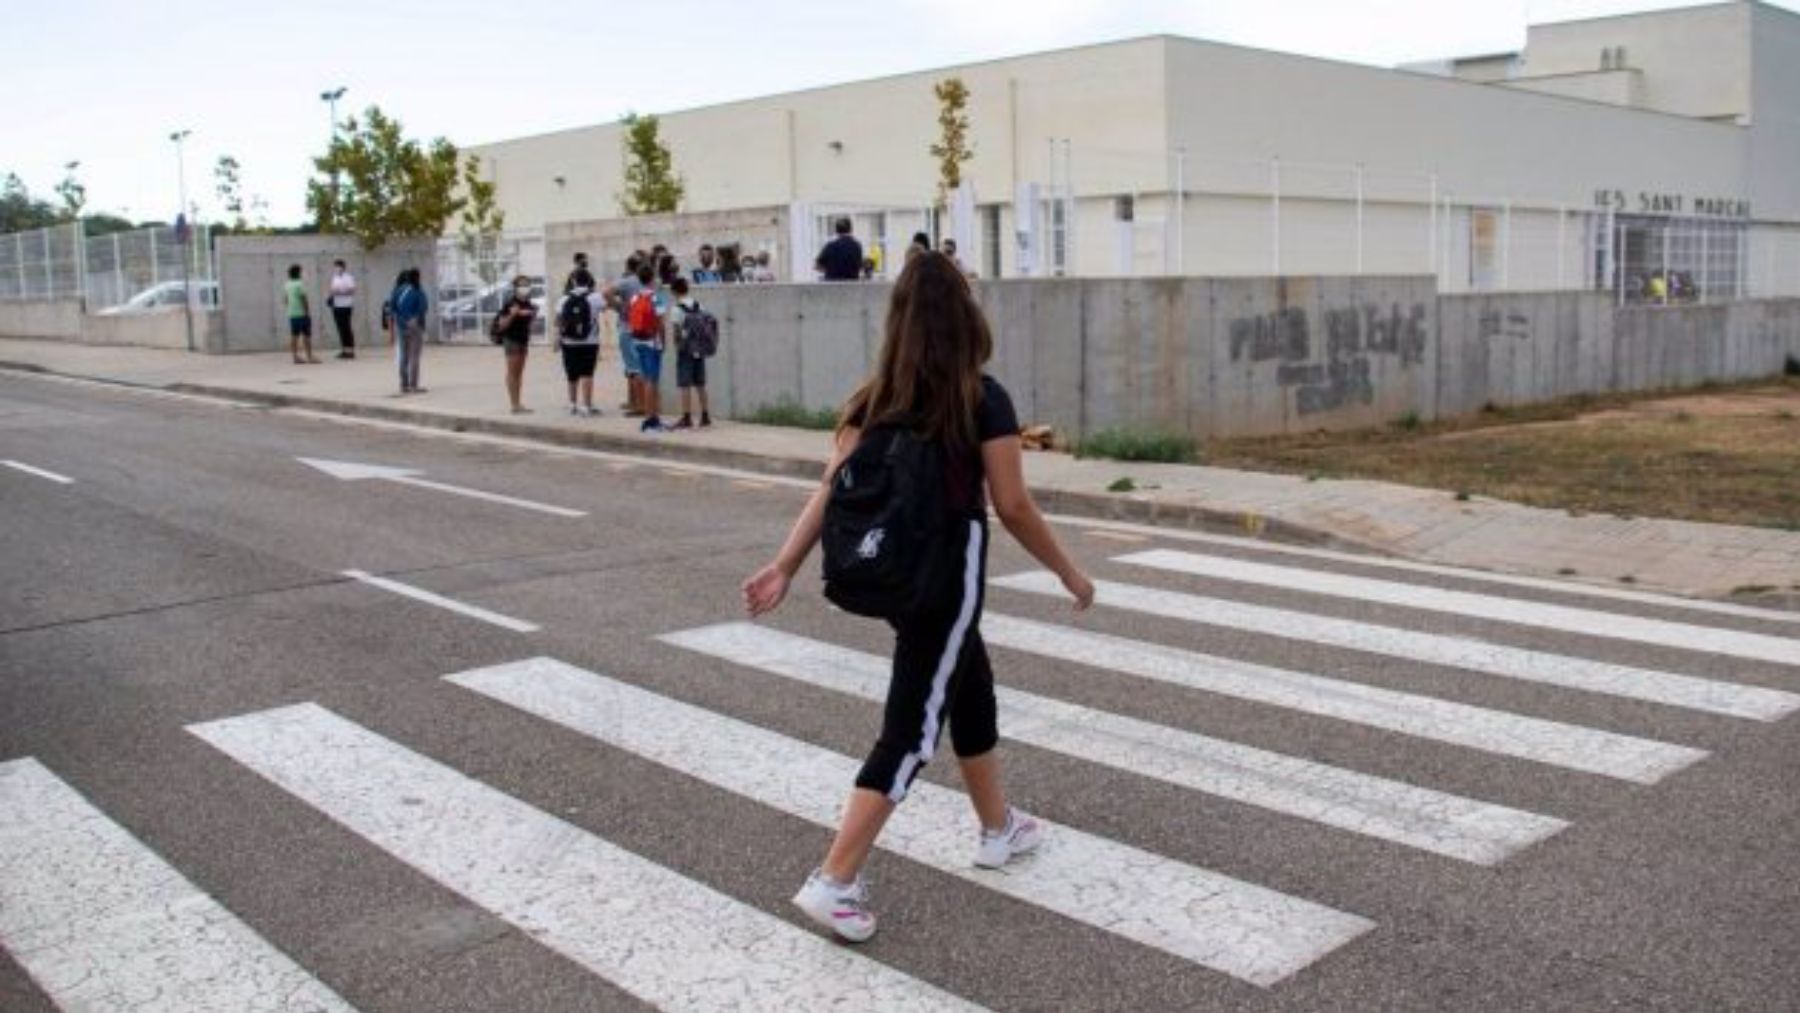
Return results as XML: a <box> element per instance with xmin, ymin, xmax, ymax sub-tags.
<box><xmin>0</xmin><ymin>222</ymin><xmax>216</xmax><ymax>311</ymax></box>
<box><xmin>433</xmin><ymin>230</ymin><xmax>546</xmax><ymax>343</ymax></box>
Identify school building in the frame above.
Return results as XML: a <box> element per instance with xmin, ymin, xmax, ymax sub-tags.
<box><xmin>463</xmin><ymin>1</ymin><xmax>1800</xmax><ymax>298</ymax></box>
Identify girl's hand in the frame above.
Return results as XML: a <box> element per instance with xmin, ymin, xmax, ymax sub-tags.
<box><xmin>742</xmin><ymin>563</ymin><xmax>791</xmax><ymax>617</ymax></box>
<box><xmin>1062</xmin><ymin>570</ymin><xmax>1096</xmax><ymax>611</ymax></box>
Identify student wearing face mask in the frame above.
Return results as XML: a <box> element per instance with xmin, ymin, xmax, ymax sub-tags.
<box><xmin>490</xmin><ymin>275</ymin><xmax>539</xmax><ymax>414</ymax></box>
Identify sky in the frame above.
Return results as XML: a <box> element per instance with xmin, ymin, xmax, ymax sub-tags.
<box><xmin>3</xmin><ymin>0</ymin><xmax>1793</xmax><ymax>227</ymax></box>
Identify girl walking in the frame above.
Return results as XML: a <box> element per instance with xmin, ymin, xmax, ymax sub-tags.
<box><xmin>742</xmin><ymin>252</ymin><xmax>1094</xmax><ymax>942</ymax></box>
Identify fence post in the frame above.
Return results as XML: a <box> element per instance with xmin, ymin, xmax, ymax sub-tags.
<box><xmin>1270</xmin><ymin>156</ymin><xmax>1281</xmax><ymax>277</ymax></box>
<box><xmin>1427</xmin><ymin>173</ymin><xmax>1438</xmax><ymax>284</ymax></box>
<box><xmin>1660</xmin><ymin>222</ymin><xmax>1671</xmax><ymax>305</ymax></box>
<box><xmin>1556</xmin><ymin>205</ymin><xmax>1566</xmax><ymax>290</ymax></box>
<box><xmin>73</xmin><ymin>221</ymin><xmax>87</xmax><ymax>305</ymax></box>
<box><xmin>149</xmin><ymin>228</ymin><xmax>159</xmax><ymax>288</ymax></box>
<box><xmin>1500</xmin><ymin>201</ymin><xmax>1512</xmax><ymax>290</ymax></box>
<box><xmin>42</xmin><ymin>228</ymin><xmax>53</xmax><ymax>296</ymax></box>
<box><xmin>1700</xmin><ymin>221</ymin><xmax>1709</xmax><ymax>306</ymax></box>
<box><xmin>15</xmin><ymin>232</ymin><xmax>26</xmax><ymax>298</ymax></box>
<box><xmin>113</xmin><ymin>232</ymin><xmax>124</xmax><ymax>307</ymax></box>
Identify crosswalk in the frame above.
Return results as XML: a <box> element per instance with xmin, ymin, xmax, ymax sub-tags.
<box><xmin>3</xmin><ymin>542</ymin><xmax>1797</xmax><ymax>1010</ymax></box>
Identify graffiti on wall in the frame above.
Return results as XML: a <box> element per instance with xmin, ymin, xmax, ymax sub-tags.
<box><xmin>1229</xmin><ymin>302</ymin><xmax>1429</xmax><ymax>415</ymax></box>
<box><xmin>1478</xmin><ymin>308</ymin><xmax>1531</xmax><ymax>342</ymax></box>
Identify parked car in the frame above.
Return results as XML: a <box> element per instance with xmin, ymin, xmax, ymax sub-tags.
<box><xmin>98</xmin><ymin>280</ymin><xmax>220</xmax><ymax>315</ymax></box>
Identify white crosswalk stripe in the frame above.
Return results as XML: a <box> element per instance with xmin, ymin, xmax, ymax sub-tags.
<box><xmin>187</xmin><ymin>703</ymin><xmax>981</xmax><ymax>1013</ymax></box>
<box><xmin>446</xmin><ymin>656</ymin><xmax>1375</xmax><ymax>987</ymax></box>
<box><xmin>1116</xmin><ymin>549</ymin><xmax>1800</xmax><ymax>666</ymax></box>
<box><xmin>0</xmin><ymin>757</ymin><xmax>359</xmax><ymax>1013</ymax></box>
<box><xmin>659</xmin><ymin>622</ymin><xmax>1569</xmax><ymax>866</ymax></box>
<box><xmin>992</xmin><ymin>571</ymin><xmax>1800</xmax><ymax>721</ymax></box>
<box><xmin>981</xmin><ymin>614</ymin><xmax>1709</xmax><ymax>784</ymax></box>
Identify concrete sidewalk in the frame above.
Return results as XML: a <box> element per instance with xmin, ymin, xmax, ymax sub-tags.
<box><xmin>4</xmin><ymin>336</ymin><xmax>1798</xmax><ymax>601</ymax></box>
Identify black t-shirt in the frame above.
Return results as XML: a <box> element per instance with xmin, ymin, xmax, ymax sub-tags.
<box><xmin>816</xmin><ymin>235</ymin><xmax>864</xmax><ymax>281</ymax></box>
<box><xmin>496</xmin><ymin>296</ymin><xmax>536</xmax><ymax>344</ymax></box>
<box><xmin>848</xmin><ymin>374</ymin><xmax>1020</xmax><ymax>512</ymax></box>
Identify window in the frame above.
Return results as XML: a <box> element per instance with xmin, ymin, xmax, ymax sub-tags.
<box><xmin>1114</xmin><ymin>195</ymin><xmax>1135</xmax><ymax>222</ymax></box>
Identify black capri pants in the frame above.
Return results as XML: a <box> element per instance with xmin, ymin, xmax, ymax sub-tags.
<box><xmin>855</xmin><ymin>518</ymin><xmax>1000</xmax><ymax>802</ymax></box>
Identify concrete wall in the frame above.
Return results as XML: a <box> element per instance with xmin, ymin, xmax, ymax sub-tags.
<box><xmin>546</xmin><ymin>207</ymin><xmax>790</xmax><ymax>285</ymax></box>
<box><xmin>690</xmin><ymin>278</ymin><xmax>1799</xmax><ymax>440</ymax></box>
<box><xmin>0</xmin><ymin>298</ymin><xmax>222</xmax><ymax>350</ymax></box>
<box><xmin>217</xmin><ymin>236</ymin><xmax>438</xmax><ymax>354</ymax></box>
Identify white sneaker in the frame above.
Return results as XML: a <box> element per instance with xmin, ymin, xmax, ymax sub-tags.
<box><xmin>792</xmin><ymin>870</ymin><xmax>876</xmax><ymax>943</ymax></box>
<box><xmin>974</xmin><ymin>808</ymin><xmax>1043</xmax><ymax>869</ymax></box>
<box><xmin>567</xmin><ymin>404</ymin><xmax>579</xmax><ymax>416</ymax></box>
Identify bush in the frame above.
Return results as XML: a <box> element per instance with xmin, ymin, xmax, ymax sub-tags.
<box><xmin>743</xmin><ymin>399</ymin><xmax>840</xmax><ymax>431</ymax></box>
<box><xmin>1075</xmin><ymin>429</ymin><xmax>1198</xmax><ymax>464</ymax></box>
<box><xmin>1786</xmin><ymin>354</ymin><xmax>1800</xmax><ymax>377</ymax></box>
<box><xmin>1391</xmin><ymin>411</ymin><xmax>1423</xmax><ymax>432</ymax></box>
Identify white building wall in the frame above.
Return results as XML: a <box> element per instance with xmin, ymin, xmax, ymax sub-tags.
<box><xmin>1520</xmin><ymin>3</ymin><xmax>1752</xmax><ymax>121</ymax></box>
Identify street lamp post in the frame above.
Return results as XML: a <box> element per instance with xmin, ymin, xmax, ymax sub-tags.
<box><xmin>320</xmin><ymin>86</ymin><xmax>347</xmax><ymax>220</ymax></box>
<box><xmin>170</xmin><ymin>129</ymin><xmax>195</xmax><ymax>352</ymax></box>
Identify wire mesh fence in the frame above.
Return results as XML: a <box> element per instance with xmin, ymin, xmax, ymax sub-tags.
<box><xmin>0</xmin><ymin>222</ymin><xmax>216</xmax><ymax>310</ymax></box>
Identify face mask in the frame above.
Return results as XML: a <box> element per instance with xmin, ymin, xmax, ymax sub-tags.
<box><xmin>515</xmin><ymin>286</ymin><xmax>531</xmax><ymax>298</ymax></box>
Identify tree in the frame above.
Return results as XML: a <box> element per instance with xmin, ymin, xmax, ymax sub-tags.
<box><xmin>1</xmin><ymin>172</ymin><xmax>59</xmax><ymax>232</ymax></box>
<box><xmin>80</xmin><ymin>213</ymin><xmax>135</xmax><ymax>238</ymax></box>
<box><xmin>305</xmin><ymin>105</ymin><xmax>465</xmax><ymax>250</ymax></box>
<box><xmin>214</xmin><ymin>155</ymin><xmax>247</xmax><ymax>231</ymax></box>
<box><xmin>929</xmin><ymin>77</ymin><xmax>973</xmax><ymax>208</ymax></box>
<box><xmin>457</xmin><ymin>155</ymin><xmax>508</xmax><ymax>284</ymax></box>
<box><xmin>617</xmin><ymin>113</ymin><xmax>684</xmax><ymax>216</ymax></box>
<box><xmin>55</xmin><ymin>163</ymin><xmax>86</xmax><ymax>222</ymax></box>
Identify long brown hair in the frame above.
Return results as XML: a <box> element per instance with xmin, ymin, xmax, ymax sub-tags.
<box><xmin>840</xmin><ymin>251</ymin><xmax>993</xmax><ymax>449</ymax></box>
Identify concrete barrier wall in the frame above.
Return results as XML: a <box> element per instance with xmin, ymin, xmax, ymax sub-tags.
<box><xmin>0</xmin><ymin>298</ymin><xmax>222</xmax><ymax>350</ymax></box>
<box><xmin>217</xmin><ymin>236</ymin><xmax>438</xmax><ymax>354</ymax></box>
<box><xmin>693</xmin><ymin>281</ymin><xmax>1799</xmax><ymax>439</ymax></box>
<box><xmin>0</xmin><ymin>300</ymin><xmax>82</xmax><ymax>342</ymax></box>
<box><xmin>698</xmin><ymin>275</ymin><xmax>1441</xmax><ymax>439</ymax></box>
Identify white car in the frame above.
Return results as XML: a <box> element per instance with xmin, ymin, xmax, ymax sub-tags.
<box><xmin>100</xmin><ymin>280</ymin><xmax>220</xmax><ymax>315</ymax></box>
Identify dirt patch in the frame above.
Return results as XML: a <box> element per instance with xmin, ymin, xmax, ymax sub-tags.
<box><xmin>1201</xmin><ymin>377</ymin><xmax>1800</xmax><ymax>530</ymax></box>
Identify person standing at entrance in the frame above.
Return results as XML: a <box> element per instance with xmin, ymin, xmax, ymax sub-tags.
<box><xmin>491</xmin><ymin>274</ymin><xmax>538</xmax><ymax>414</ymax></box>
<box><xmin>327</xmin><ymin>260</ymin><xmax>357</xmax><ymax>359</ymax></box>
<box><xmin>742</xmin><ymin>251</ymin><xmax>1095</xmax><ymax>943</ymax></box>
<box><xmin>284</xmin><ymin>264</ymin><xmax>320</xmax><ymax>364</ymax></box>
<box><xmin>392</xmin><ymin>268</ymin><xmax>428</xmax><ymax>394</ymax></box>
<box><xmin>815</xmin><ymin>217</ymin><xmax>863</xmax><ymax>281</ymax></box>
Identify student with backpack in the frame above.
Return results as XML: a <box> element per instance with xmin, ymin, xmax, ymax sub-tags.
<box><xmin>667</xmin><ymin>277</ymin><xmax>716</xmax><ymax>429</ymax></box>
<box><xmin>605</xmin><ymin>254</ymin><xmax>647</xmax><ymax>415</ymax></box>
<box><xmin>741</xmin><ymin>251</ymin><xmax>1095</xmax><ymax>943</ymax></box>
<box><xmin>555</xmin><ymin>283</ymin><xmax>602</xmax><ymax>417</ymax></box>
<box><xmin>625</xmin><ymin>262</ymin><xmax>668</xmax><ymax>432</ymax></box>
<box><xmin>489</xmin><ymin>274</ymin><xmax>538</xmax><ymax>413</ymax></box>
<box><xmin>391</xmin><ymin>268</ymin><xmax>428</xmax><ymax>394</ymax></box>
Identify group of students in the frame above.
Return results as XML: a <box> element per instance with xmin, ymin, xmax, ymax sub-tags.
<box><xmin>280</xmin><ymin>261</ymin><xmax>429</xmax><ymax>394</ymax></box>
<box><xmin>501</xmin><ymin>248</ymin><xmax>718</xmax><ymax>429</ymax></box>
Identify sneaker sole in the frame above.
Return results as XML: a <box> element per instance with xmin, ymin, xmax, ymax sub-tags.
<box><xmin>791</xmin><ymin>893</ymin><xmax>876</xmax><ymax>943</ymax></box>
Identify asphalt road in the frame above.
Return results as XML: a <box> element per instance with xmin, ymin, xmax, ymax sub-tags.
<box><xmin>2</xmin><ymin>370</ymin><xmax>1797</xmax><ymax>1012</ymax></box>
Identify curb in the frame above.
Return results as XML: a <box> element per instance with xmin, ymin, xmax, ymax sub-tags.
<box><xmin>1</xmin><ymin>359</ymin><xmax>1374</xmax><ymax>556</ymax></box>
<box><xmin>166</xmin><ymin>381</ymin><xmax>1378</xmax><ymax>555</ymax></box>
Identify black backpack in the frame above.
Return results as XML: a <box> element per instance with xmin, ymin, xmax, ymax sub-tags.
<box><xmin>558</xmin><ymin>293</ymin><xmax>592</xmax><ymax>340</ymax></box>
<box><xmin>821</xmin><ymin>422</ymin><xmax>962</xmax><ymax>619</ymax></box>
<box><xmin>680</xmin><ymin>304</ymin><xmax>720</xmax><ymax>357</ymax></box>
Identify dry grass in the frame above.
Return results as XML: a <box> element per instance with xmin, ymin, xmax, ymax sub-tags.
<box><xmin>1201</xmin><ymin>376</ymin><xmax>1800</xmax><ymax>530</ymax></box>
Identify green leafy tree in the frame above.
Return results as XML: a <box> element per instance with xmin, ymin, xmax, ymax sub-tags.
<box><xmin>1</xmin><ymin>172</ymin><xmax>59</xmax><ymax>232</ymax></box>
<box><xmin>79</xmin><ymin>213</ymin><xmax>135</xmax><ymax>237</ymax></box>
<box><xmin>930</xmin><ymin>77</ymin><xmax>973</xmax><ymax>208</ymax></box>
<box><xmin>54</xmin><ymin>162</ymin><xmax>86</xmax><ymax>222</ymax></box>
<box><xmin>305</xmin><ymin>105</ymin><xmax>465</xmax><ymax>250</ymax></box>
<box><xmin>617</xmin><ymin>113</ymin><xmax>684</xmax><ymax>215</ymax></box>
<box><xmin>457</xmin><ymin>155</ymin><xmax>508</xmax><ymax>283</ymax></box>
<box><xmin>214</xmin><ymin>155</ymin><xmax>247</xmax><ymax>231</ymax></box>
